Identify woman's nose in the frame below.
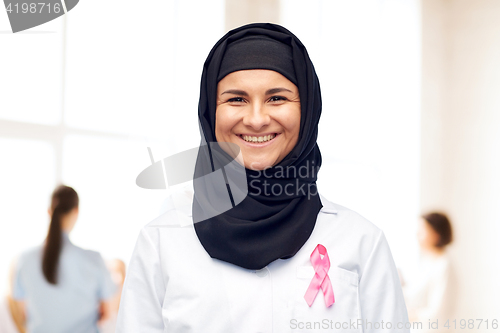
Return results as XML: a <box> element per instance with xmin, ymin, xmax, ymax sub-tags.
<box><xmin>242</xmin><ymin>103</ymin><xmax>271</xmax><ymax>130</ymax></box>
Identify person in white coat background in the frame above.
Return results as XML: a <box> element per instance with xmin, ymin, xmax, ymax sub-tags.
<box><xmin>402</xmin><ymin>212</ymin><xmax>456</xmax><ymax>333</ymax></box>
<box><xmin>117</xmin><ymin>22</ymin><xmax>410</xmax><ymax>332</ymax></box>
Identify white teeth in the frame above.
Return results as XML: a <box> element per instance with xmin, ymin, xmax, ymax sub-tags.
<box><xmin>241</xmin><ymin>134</ymin><xmax>276</xmax><ymax>143</ymax></box>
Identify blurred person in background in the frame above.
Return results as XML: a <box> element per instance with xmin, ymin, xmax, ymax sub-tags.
<box><xmin>98</xmin><ymin>258</ymin><xmax>126</xmax><ymax>333</ymax></box>
<box><xmin>402</xmin><ymin>212</ymin><xmax>457</xmax><ymax>332</ymax></box>
<box><xmin>0</xmin><ymin>261</ymin><xmax>25</xmax><ymax>333</ymax></box>
<box><xmin>11</xmin><ymin>185</ymin><xmax>116</xmax><ymax>333</ymax></box>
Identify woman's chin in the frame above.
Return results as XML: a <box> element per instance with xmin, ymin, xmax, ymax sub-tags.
<box><xmin>244</xmin><ymin>160</ymin><xmax>276</xmax><ymax>171</ymax></box>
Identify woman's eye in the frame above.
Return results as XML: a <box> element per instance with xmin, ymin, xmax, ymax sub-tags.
<box><xmin>228</xmin><ymin>97</ymin><xmax>245</xmax><ymax>103</ymax></box>
<box><xmin>269</xmin><ymin>96</ymin><xmax>287</xmax><ymax>103</ymax></box>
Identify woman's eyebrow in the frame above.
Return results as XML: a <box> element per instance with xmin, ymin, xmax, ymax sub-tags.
<box><xmin>265</xmin><ymin>87</ymin><xmax>293</xmax><ymax>95</ymax></box>
<box><xmin>221</xmin><ymin>89</ymin><xmax>248</xmax><ymax>96</ymax></box>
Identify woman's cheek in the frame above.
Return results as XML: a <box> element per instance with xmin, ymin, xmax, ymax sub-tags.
<box><xmin>215</xmin><ymin>107</ymin><xmax>231</xmax><ymax>138</ymax></box>
<box><xmin>283</xmin><ymin>109</ymin><xmax>301</xmax><ymax>133</ymax></box>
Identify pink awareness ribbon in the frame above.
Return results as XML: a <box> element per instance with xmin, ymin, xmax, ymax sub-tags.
<box><xmin>304</xmin><ymin>244</ymin><xmax>335</xmax><ymax>307</ymax></box>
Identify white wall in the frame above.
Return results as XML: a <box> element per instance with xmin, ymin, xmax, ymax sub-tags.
<box><xmin>225</xmin><ymin>0</ymin><xmax>280</xmax><ymax>31</ymax></box>
<box><xmin>421</xmin><ymin>0</ymin><xmax>447</xmax><ymax>212</ymax></box>
<box><xmin>421</xmin><ymin>0</ymin><xmax>500</xmax><ymax>324</ymax></box>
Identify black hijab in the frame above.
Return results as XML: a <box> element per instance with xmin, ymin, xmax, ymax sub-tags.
<box><xmin>192</xmin><ymin>22</ymin><xmax>323</xmax><ymax>270</ymax></box>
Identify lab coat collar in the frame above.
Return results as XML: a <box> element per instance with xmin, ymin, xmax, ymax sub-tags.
<box><xmin>319</xmin><ymin>194</ymin><xmax>338</xmax><ymax>214</ymax></box>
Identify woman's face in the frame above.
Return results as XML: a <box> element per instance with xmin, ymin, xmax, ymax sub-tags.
<box><xmin>417</xmin><ymin>217</ymin><xmax>439</xmax><ymax>249</ymax></box>
<box><xmin>215</xmin><ymin>69</ymin><xmax>301</xmax><ymax>170</ymax></box>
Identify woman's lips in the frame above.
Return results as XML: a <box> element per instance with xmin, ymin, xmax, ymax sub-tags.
<box><xmin>237</xmin><ymin>133</ymin><xmax>280</xmax><ymax>147</ymax></box>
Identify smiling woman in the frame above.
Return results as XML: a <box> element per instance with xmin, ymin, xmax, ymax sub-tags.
<box><xmin>116</xmin><ymin>23</ymin><xmax>411</xmax><ymax>333</ymax></box>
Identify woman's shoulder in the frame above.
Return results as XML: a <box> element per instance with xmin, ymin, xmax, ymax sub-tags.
<box><xmin>131</xmin><ymin>182</ymin><xmax>195</xmax><ymax>252</ymax></box>
<box><xmin>318</xmin><ymin>193</ymin><xmax>384</xmax><ymax>237</ymax></box>
<box><xmin>71</xmin><ymin>245</ymin><xmax>105</xmax><ymax>262</ymax></box>
<box><xmin>146</xmin><ymin>182</ymin><xmax>194</xmax><ymax>228</ymax></box>
<box><xmin>63</xmin><ymin>240</ymin><xmax>106</xmax><ymax>265</ymax></box>
<box><xmin>16</xmin><ymin>244</ymin><xmax>43</xmax><ymax>266</ymax></box>
<box><xmin>316</xmin><ymin>195</ymin><xmax>387</xmax><ymax>268</ymax></box>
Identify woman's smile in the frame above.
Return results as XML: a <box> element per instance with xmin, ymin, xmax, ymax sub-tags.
<box><xmin>238</xmin><ymin>133</ymin><xmax>279</xmax><ymax>145</ymax></box>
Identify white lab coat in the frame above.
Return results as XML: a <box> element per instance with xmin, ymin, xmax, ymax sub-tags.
<box><xmin>116</xmin><ymin>182</ymin><xmax>410</xmax><ymax>332</ymax></box>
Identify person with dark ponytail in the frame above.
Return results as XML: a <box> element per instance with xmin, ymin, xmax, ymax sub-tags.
<box><xmin>12</xmin><ymin>185</ymin><xmax>116</xmax><ymax>333</ymax></box>
<box><xmin>43</xmin><ymin>185</ymin><xmax>80</xmax><ymax>285</ymax></box>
